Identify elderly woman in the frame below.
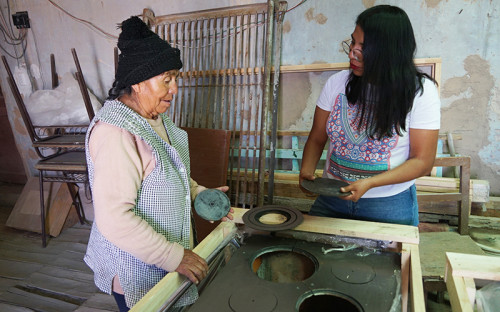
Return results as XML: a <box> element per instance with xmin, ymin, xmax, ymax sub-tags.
<box><xmin>84</xmin><ymin>16</ymin><xmax>231</xmax><ymax>311</ymax></box>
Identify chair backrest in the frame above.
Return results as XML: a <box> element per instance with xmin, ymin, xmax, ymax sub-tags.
<box><xmin>71</xmin><ymin>48</ymin><xmax>95</xmax><ymax>121</ymax></box>
<box><xmin>1</xmin><ymin>54</ymin><xmax>86</xmax><ymax>159</ymax></box>
<box><xmin>182</xmin><ymin>127</ymin><xmax>231</xmax><ymax>242</ymax></box>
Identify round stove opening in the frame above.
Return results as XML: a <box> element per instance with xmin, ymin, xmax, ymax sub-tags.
<box><xmin>296</xmin><ymin>290</ymin><xmax>363</xmax><ymax>312</ymax></box>
<box><xmin>251</xmin><ymin>247</ymin><xmax>317</xmax><ymax>283</ymax></box>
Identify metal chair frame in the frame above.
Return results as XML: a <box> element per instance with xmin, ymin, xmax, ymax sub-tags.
<box><xmin>2</xmin><ymin>53</ymin><xmax>90</xmax><ymax>247</ymax></box>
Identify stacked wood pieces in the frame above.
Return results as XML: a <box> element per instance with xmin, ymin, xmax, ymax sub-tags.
<box><xmin>231</xmin><ymin>169</ymin><xmax>490</xmax><ymax>204</ymax></box>
<box><xmin>6</xmin><ymin>177</ymin><xmax>78</xmax><ymax>237</ymax></box>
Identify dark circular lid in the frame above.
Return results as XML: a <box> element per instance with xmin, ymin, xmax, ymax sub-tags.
<box><xmin>242</xmin><ymin>205</ymin><xmax>304</xmax><ymax>231</ymax></box>
<box><xmin>194</xmin><ymin>189</ymin><xmax>230</xmax><ymax>221</ymax></box>
<box><xmin>300</xmin><ymin>177</ymin><xmax>352</xmax><ymax>197</ymax></box>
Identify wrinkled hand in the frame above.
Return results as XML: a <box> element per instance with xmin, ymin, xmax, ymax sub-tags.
<box><xmin>175</xmin><ymin>249</ymin><xmax>208</xmax><ymax>285</ymax></box>
<box><xmin>298</xmin><ymin>172</ymin><xmax>317</xmax><ymax>196</ymax></box>
<box><xmin>213</xmin><ymin>186</ymin><xmax>233</xmax><ymax>222</ymax></box>
<box><xmin>338</xmin><ymin>178</ymin><xmax>372</xmax><ymax>202</ymax></box>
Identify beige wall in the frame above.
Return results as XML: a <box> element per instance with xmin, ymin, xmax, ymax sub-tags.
<box><xmin>1</xmin><ymin>0</ymin><xmax>498</xmax><ymax>195</ymax></box>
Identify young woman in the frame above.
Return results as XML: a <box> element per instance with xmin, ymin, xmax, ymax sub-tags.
<box><xmin>300</xmin><ymin>5</ymin><xmax>440</xmax><ymax>226</ymax></box>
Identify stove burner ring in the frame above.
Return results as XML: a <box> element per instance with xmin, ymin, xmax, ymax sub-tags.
<box><xmin>242</xmin><ymin>205</ymin><xmax>304</xmax><ymax>231</ymax></box>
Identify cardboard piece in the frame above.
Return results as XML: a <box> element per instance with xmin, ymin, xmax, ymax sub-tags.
<box><xmin>6</xmin><ymin>177</ymin><xmax>77</xmax><ymax>237</ymax></box>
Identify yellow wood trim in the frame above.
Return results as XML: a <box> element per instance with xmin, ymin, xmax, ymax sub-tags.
<box><xmin>130</xmin><ymin>222</ymin><xmax>237</xmax><ymax>312</ymax></box>
<box><xmin>445</xmin><ymin>252</ymin><xmax>500</xmax><ymax>312</ymax></box>
<box><xmin>409</xmin><ymin>244</ymin><xmax>426</xmax><ymax>312</ymax></box>
<box><xmin>232</xmin><ymin>207</ymin><xmax>419</xmax><ymax>244</ymax></box>
<box><xmin>446</xmin><ymin>274</ymin><xmax>474</xmax><ymax>312</ymax></box>
<box><xmin>464</xmin><ymin>277</ymin><xmax>476</xmax><ymax>309</ymax></box>
<box><xmin>401</xmin><ymin>244</ymin><xmax>411</xmax><ymax>312</ymax></box>
<box><xmin>446</xmin><ymin>252</ymin><xmax>500</xmax><ymax>281</ymax></box>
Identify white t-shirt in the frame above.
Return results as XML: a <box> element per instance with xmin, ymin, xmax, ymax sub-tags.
<box><xmin>316</xmin><ymin>70</ymin><xmax>441</xmax><ymax>198</ymax></box>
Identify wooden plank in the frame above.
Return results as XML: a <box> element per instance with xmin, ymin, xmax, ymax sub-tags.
<box><xmin>5</xmin><ymin>177</ymin><xmax>76</xmax><ymax>237</ymax></box>
<box><xmin>232</xmin><ymin>207</ymin><xmax>419</xmax><ymax>244</ymax></box>
<box><xmin>446</xmin><ymin>252</ymin><xmax>500</xmax><ymax>281</ymax></box>
<box><xmin>409</xmin><ymin>244</ymin><xmax>425</xmax><ymax>312</ymax></box>
<box><xmin>446</xmin><ymin>274</ymin><xmax>473</xmax><ymax>312</ymax></box>
<box><xmin>0</xmin><ymin>302</ymin><xmax>35</xmax><ymax>312</ymax></box>
<box><xmin>445</xmin><ymin>252</ymin><xmax>500</xmax><ymax>312</ymax></box>
<box><xmin>75</xmin><ymin>293</ymin><xmax>119</xmax><ymax>311</ymax></box>
<box><xmin>130</xmin><ymin>221</ymin><xmax>238</xmax><ymax>312</ymax></box>
<box><xmin>25</xmin><ymin>271</ymin><xmax>96</xmax><ymax>299</ymax></box>
<box><xmin>47</xmin><ymin>183</ymin><xmax>77</xmax><ymax>237</ymax></box>
<box><xmin>0</xmin><ymin>259</ymin><xmax>43</xmax><ymax>280</ymax></box>
<box><xmin>401</xmin><ymin>244</ymin><xmax>410</xmax><ymax>312</ymax></box>
<box><xmin>0</xmin><ymin>286</ymin><xmax>79</xmax><ymax>312</ymax></box>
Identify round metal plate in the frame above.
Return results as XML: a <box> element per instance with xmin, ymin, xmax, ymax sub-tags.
<box><xmin>242</xmin><ymin>205</ymin><xmax>304</xmax><ymax>231</ymax></box>
<box><xmin>300</xmin><ymin>177</ymin><xmax>352</xmax><ymax>197</ymax></box>
<box><xmin>331</xmin><ymin>260</ymin><xmax>376</xmax><ymax>284</ymax></box>
<box><xmin>194</xmin><ymin>189</ymin><xmax>230</xmax><ymax>221</ymax></box>
<box><xmin>229</xmin><ymin>285</ymin><xmax>277</xmax><ymax>312</ymax></box>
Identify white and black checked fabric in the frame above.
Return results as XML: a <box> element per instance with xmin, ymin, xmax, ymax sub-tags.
<box><xmin>84</xmin><ymin>100</ymin><xmax>197</xmax><ymax>308</ymax></box>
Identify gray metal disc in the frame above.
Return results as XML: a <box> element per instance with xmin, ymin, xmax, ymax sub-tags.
<box><xmin>301</xmin><ymin>177</ymin><xmax>352</xmax><ymax>197</ymax></box>
<box><xmin>229</xmin><ymin>285</ymin><xmax>277</xmax><ymax>312</ymax></box>
<box><xmin>194</xmin><ymin>189</ymin><xmax>230</xmax><ymax>221</ymax></box>
<box><xmin>331</xmin><ymin>260</ymin><xmax>376</xmax><ymax>284</ymax></box>
<box><xmin>242</xmin><ymin>205</ymin><xmax>304</xmax><ymax>231</ymax></box>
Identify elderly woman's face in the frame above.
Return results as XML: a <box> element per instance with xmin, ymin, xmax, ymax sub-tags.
<box><xmin>137</xmin><ymin>70</ymin><xmax>179</xmax><ymax>118</ymax></box>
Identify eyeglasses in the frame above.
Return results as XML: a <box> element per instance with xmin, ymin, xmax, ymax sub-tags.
<box><xmin>342</xmin><ymin>40</ymin><xmax>363</xmax><ymax>62</ymax></box>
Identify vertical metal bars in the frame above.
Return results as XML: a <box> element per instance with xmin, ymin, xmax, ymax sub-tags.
<box><xmin>145</xmin><ymin>2</ymin><xmax>286</xmax><ymax>207</ymax></box>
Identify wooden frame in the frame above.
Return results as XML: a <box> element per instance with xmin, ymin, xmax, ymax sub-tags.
<box><xmin>131</xmin><ymin>208</ymin><xmax>425</xmax><ymax>311</ymax></box>
<box><xmin>445</xmin><ymin>252</ymin><xmax>500</xmax><ymax>311</ymax></box>
<box><xmin>418</xmin><ymin>156</ymin><xmax>471</xmax><ymax>235</ymax></box>
<box><xmin>280</xmin><ymin>57</ymin><xmax>441</xmax><ymax>86</ymax></box>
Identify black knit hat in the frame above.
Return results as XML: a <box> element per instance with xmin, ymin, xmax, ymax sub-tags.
<box><xmin>114</xmin><ymin>16</ymin><xmax>182</xmax><ymax>88</ymax></box>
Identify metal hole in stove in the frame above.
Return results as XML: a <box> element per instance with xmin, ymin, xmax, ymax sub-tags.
<box><xmin>251</xmin><ymin>246</ymin><xmax>318</xmax><ymax>283</ymax></box>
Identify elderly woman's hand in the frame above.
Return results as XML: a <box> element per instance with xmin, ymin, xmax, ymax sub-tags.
<box><xmin>175</xmin><ymin>249</ymin><xmax>208</xmax><ymax>285</ymax></box>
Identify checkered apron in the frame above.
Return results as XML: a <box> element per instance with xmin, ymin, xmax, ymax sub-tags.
<box><xmin>84</xmin><ymin>100</ymin><xmax>197</xmax><ymax>308</ymax></box>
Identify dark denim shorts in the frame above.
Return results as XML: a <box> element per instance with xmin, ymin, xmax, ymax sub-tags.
<box><xmin>309</xmin><ymin>184</ymin><xmax>418</xmax><ymax>226</ymax></box>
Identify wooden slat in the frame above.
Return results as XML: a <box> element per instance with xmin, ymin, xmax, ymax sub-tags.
<box><xmin>408</xmin><ymin>244</ymin><xmax>425</xmax><ymax>312</ymax></box>
<box><xmin>150</xmin><ymin>3</ymin><xmax>268</xmax><ymax>24</ymax></box>
<box><xmin>446</xmin><ymin>273</ymin><xmax>474</xmax><ymax>312</ymax></box>
<box><xmin>130</xmin><ymin>222</ymin><xmax>238</xmax><ymax>312</ymax></box>
<box><xmin>6</xmin><ymin>178</ymin><xmax>76</xmax><ymax>236</ymax></box>
<box><xmin>446</xmin><ymin>252</ymin><xmax>500</xmax><ymax>281</ymax></box>
<box><xmin>232</xmin><ymin>207</ymin><xmax>419</xmax><ymax>244</ymax></box>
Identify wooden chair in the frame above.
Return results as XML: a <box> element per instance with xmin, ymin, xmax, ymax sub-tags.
<box><xmin>182</xmin><ymin>127</ymin><xmax>231</xmax><ymax>243</ymax></box>
<box><xmin>1</xmin><ymin>54</ymin><xmax>88</xmax><ymax>247</ymax></box>
<box><xmin>417</xmin><ymin>156</ymin><xmax>471</xmax><ymax>235</ymax></box>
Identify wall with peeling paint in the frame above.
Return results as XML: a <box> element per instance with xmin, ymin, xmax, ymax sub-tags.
<box><xmin>0</xmin><ymin>0</ymin><xmax>498</xmax><ymax>195</ymax></box>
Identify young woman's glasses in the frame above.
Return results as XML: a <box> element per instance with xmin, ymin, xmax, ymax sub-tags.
<box><xmin>342</xmin><ymin>40</ymin><xmax>363</xmax><ymax>62</ymax></box>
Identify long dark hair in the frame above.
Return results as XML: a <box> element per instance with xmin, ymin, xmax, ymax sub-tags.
<box><xmin>345</xmin><ymin>5</ymin><xmax>436</xmax><ymax>139</ymax></box>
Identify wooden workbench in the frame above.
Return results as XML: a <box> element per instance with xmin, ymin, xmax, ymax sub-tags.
<box><xmin>131</xmin><ymin>208</ymin><xmax>425</xmax><ymax>311</ymax></box>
